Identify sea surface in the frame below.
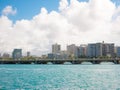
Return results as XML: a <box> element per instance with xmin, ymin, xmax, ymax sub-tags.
<box><xmin>0</xmin><ymin>64</ymin><xmax>120</xmax><ymax>90</ymax></box>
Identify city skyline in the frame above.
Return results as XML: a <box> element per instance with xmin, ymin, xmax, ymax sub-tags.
<box><xmin>0</xmin><ymin>0</ymin><xmax>120</xmax><ymax>56</ymax></box>
<box><xmin>0</xmin><ymin>41</ymin><xmax>120</xmax><ymax>57</ymax></box>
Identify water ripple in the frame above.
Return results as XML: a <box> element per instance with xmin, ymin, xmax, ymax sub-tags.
<box><xmin>0</xmin><ymin>65</ymin><xmax>120</xmax><ymax>89</ymax></box>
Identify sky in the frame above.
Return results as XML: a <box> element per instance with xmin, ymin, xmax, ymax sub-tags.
<box><xmin>0</xmin><ymin>0</ymin><xmax>120</xmax><ymax>56</ymax></box>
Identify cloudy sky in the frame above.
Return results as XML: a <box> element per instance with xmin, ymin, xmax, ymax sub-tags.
<box><xmin>0</xmin><ymin>0</ymin><xmax>120</xmax><ymax>56</ymax></box>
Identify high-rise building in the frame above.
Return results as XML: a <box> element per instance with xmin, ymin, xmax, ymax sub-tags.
<box><xmin>87</xmin><ymin>44</ymin><xmax>96</xmax><ymax>58</ymax></box>
<box><xmin>96</xmin><ymin>43</ymin><xmax>102</xmax><ymax>57</ymax></box>
<box><xmin>102</xmin><ymin>43</ymin><xmax>109</xmax><ymax>56</ymax></box>
<box><xmin>12</xmin><ymin>49</ymin><xmax>22</xmax><ymax>60</ymax></box>
<box><xmin>67</xmin><ymin>44</ymin><xmax>78</xmax><ymax>58</ymax></box>
<box><xmin>78</xmin><ymin>44</ymin><xmax>87</xmax><ymax>57</ymax></box>
<box><xmin>108</xmin><ymin>43</ymin><xmax>115</xmax><ymax>57</ymax></box>
<box><xmin>116</xmin><ymin>47</ymin><xmax>120</xmax><ymax>57</ymax></box>
<box><xmin>52</xmin><ymin>43</ymin><xmax>61</xmax><ymax>54</ymax></box>
<box><xmin>102</xmin><ymin>43</ymin><xmax>114</xmax><ymax>57</ymax></box>
<box><xmin>87</xmin><ymin>42</ymin><xmax>115</xmax><ymax>58</ymax></box>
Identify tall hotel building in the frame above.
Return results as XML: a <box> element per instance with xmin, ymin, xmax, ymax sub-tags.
<box><xmin>116</xmin><ymin>47</ymin><xmax>120</xmax><ymax>57</ymax></box>
<box><xmin>87</xmin><ymin>42</ymin><xmax>115</xmax><ymax>58</ymax></box>
<box><xmin>78</xmin><ymin>44</ymin><xmax>87</xmax><ymax>57</ymax></box>
<box><xmin>52</xmin><ymin>43</ymin><xmax>61</xmax><ymax>54</ymax></box>
<box><xmin>102</xmin><ymin>43</ymin><xmax>114</xmax><ymax>57</ymax></box>
<box><xmin>87</xmin><ymin>44</ymin><xmax>96</xmax><ymax>58</ymax></box>
<box><xmin>96</xmin><ymin>43</ymin><xmax>103</xmax><ymax>57</ymax></box>
<box><xmin>67</xmin><ymin>44</ymin><xmax>78</xmax><ymax>58</ymax></box>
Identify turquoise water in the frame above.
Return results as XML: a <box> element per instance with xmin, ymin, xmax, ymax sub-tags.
<box><xmin>0</xmin><ymin>65</ymin><xmax>120</xmax><ymax>90</ymax></box>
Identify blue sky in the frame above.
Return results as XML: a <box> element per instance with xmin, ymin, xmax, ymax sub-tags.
<box><xmin>0</xmin><ymin>0</ymin><xmax>59</xmax><ymax>21</ymax></box>
<box><xmin>0</xmin><ymin>0</ymin><xmax>119</xmax><ymax>22</ymax></box>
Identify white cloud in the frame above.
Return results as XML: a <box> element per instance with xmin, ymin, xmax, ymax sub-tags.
<box><xmin>2</xmin><ymin>6</ymin><xmax>17</xmax><ymax>16</ymax></box>
<box><xmin>0</xmin><ymin>0</ymin><xmax>120</xmax><ymax>56</ymax></box>
<box><xmin>59</xmin><ymin>0</ymin><xmax>69</xmax><ymax>11</ymax></box>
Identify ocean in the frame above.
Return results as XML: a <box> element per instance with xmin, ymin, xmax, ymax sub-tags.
<box><xmin>0</xmin><ymin>64</ymin><xmax>120</xmax><ymax>90</ymax></box>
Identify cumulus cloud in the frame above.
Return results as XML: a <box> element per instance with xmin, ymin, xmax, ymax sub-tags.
<box><xmin>2</xmin><ymin>6</ymin><xmax>17</xmax><ymax>16</ymax></box>
<box><xmin>59</xmin><ymin>0</ymin><xmax>69</xmax><ymax>11</ymax></box>
<box><xmin>0</xmin><ymin>0</ymin><xmax>120</xmax><ymax>56</ymax></box>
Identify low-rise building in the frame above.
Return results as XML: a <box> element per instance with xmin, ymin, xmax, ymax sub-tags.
<box><xmin>48</xmin><ymin>53</ymin><xmax>55</xmax><ymax>59</ymax></box>
<box><xmin>27</xmin><ymin>51</ymin><xmax>30</xmax><ymax>57</ymax></box>
<box><xmin>2</xmin><ymin>53</ymin><xmax>10</xmax><ymax>58</ymax></box>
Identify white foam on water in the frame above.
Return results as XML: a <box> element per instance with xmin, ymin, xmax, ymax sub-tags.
<box><xmin>81</xmin><ymin>62</ymin><xmax>93</xmax><ymax>65</ymax></box>
<box><xmin>47</xmin><ymin>62</ymin><xmax>53</xmax><ymax>64</ymax></box>
<box><xmin>31</xmin><ymin>62</ymin><xmax>35</xmax><ymax>64</ymax></box>
<box><xmin>100</xmin><ymin>62</ymin><xmax>115</xmax><ymax>65</ymax></box>
<box><xmin>63</xmin><ymin>62</ymin><xmax>72</xmax><ymax>65</ymax></box>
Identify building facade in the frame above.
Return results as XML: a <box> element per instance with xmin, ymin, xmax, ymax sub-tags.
<box><xmin>87</xmin><ymin>42</ymin><xmax>115</xmax><ymax>58</ymax></box>
<box><xmin>60</xmin><ymin>51</ymin><xmax>68</xmax><ymax>59</ymax></box>
<box><xmin>116</xmin><ymin>47</ymin><xmax>120</xmax><ymax>57</ymax></box>
<box><xmin>2</xmin><ymin>53</ymin><xmax>10</xmax><ymax>58</ymax></box>
<box><xmin>87</xmin><ymin>44</ymin><xmax>96</xmax><ymax>58</ymax></box>
<box><xmin>12</xmin><ymin>49</ymin><xmax>22</xmax><ymax>60</ymax></box>
<box><xmin>27</xmin><ymin>51</ymin><xmax>30</xmax><ymax>57</ymax></box>
<box><xmin>67</xmin><ymin>44</ymin><xmax>78</xmax><ymax>58</ymax></box>
<box><xmin>96</xmin><ymin>43</ymin><xmax>102</xmax><ymax>57</ymax></box>
<box><xmin>48</xmin><ymin>53</ymin><xmax>55</xmax><ymax>59</ymax></box>
<box><xmin>102</xmin><ymin>43</ymin><xmax>115</xmax><ymax>57</ymax></box>
<box><xmin>78</xmin><ymin>44</ymin><xmax>87</xmax><ymax>58</ymax></box>
<box><xmin>52</xmin><ymin>43</ymin><xmax>61</xmax><ymax>54</ymax></box>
